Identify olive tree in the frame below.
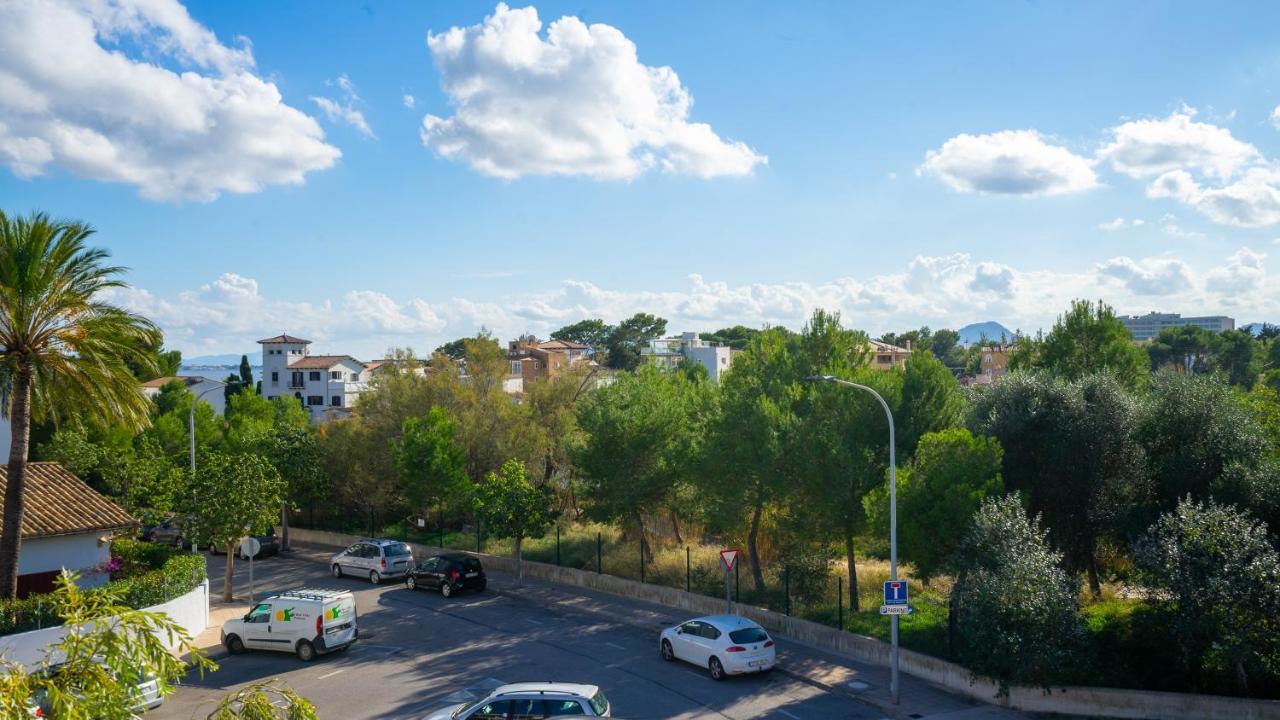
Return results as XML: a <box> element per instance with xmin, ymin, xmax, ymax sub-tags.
<box><xmin>473</xmin><ymin>460</ymin><xmax>559</xmax><ymax>587</ymax></box>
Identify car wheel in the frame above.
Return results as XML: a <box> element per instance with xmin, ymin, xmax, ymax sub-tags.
<box><xmin>661</xmin><ymin>640</ymin><xmax>674</xmax><ymax>661</ymax></box>
<box><xmin>296</xmin><ymin>640</ymin><xmax>316</xmax><ymax>662</ymax></box>
<box><xmin>331</xmin><ymin>564</ymin><xmax>342</xmax><ymax>578</ymax></box>
<box><xmin>709</xmin><ymin>657</ymin><xmax>726</xmax><ymax>681</ymax></box>
<box><xmin>441</xmin><ymin>582</ymin><xmax>453</xmax><ymax>598</ymax></box>
<box><xmin>369</xmin><ymin>570</ymin><xmax>381</xmax><ymax>584</ymax></box>
<box><xmin>225</xmin><ymin>635</ymin><xmax>245</xmax><ymax>654</ymax></box>
<box><xmin>477</xmin><ymin>581</ymin><xmax>486</xmax><ymax>593</ymax></box>
<box><xmin>406</xmin><ymin>576</ymin><xmax>417</xmax><ymax>590</ymax></box>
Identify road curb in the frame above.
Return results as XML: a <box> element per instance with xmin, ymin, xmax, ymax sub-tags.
<box><xmin>490</xmin><ymin>583</ymin><xmax>902</xmax><ymax>719</ymax></box>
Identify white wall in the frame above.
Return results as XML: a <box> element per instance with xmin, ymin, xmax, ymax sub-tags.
<box><xmin>0</xmin><ymin>580</ymin><xmax>209</xmax><ymax>670</ymax></box>
<box><xmin>685</xmin><ymin>345</ymin><xmax>733</xmax><ymax>382</ymax></box>
<box><xmin>19</xmin><ymin>533</ymin><xmax>112</xmax><ymax>588</ymax></box>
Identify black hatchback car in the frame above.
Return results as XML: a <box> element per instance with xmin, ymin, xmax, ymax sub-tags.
<box><xmin>405</xmin><ymin>554</ymin><xmax>486</xmax><ymax>597</ymax></box>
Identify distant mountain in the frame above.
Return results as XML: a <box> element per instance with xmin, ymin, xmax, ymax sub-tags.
<box><xmin>182</xmin><ymin>353</ymin><xmax>254</xmax><ymax>367</ymax></box>
<box><xmin>958</xmin><ymin>321</ymin><xmax>1015</xmax><ymax>345</ymax></box>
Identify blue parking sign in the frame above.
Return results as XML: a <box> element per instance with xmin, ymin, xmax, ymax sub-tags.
<box><xmin>883</xmin><ymin>580</ymin><xmax>908</xmax><ymax>605</ymax></box>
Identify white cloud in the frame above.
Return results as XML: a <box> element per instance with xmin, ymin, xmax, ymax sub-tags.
<box><xmin>919</xmin><ymin>130</ymin><xmax>1098</xmax><ymax>196</ymax></box>
<box><xmin>1148</xmin><ymin>167</ymin><xmax>1280</xmax><ymax>228</ymax></box>
<box><xmin>403</xmin><ymin>94</ymin><xmax>416</xmax><ymax>109</ymax></box>
<box><xmin>0</xmin><ymin>0</ymin><xmax>339</xmax><ymax>201</ymax></box>
<box><xmin>1098</xmin><ymin>217</ymin><xmax>1145</xmax><ymax>231</ymax></box>
<box><xmin>420</xmin><ymin>3</ymin><xmax>766</xmax><ymax>180</ymax></box>
<box><xmin>1099</xmin><ymin>107</ymin><xmax>1257</xmax><ymax>181</ymax></box>
<box><xmin>311</xmin><ymin>74</ymin><xmax>374</xmax><ymax>138</ymax></box>
<box><xmin>117</xmin><ymin>250</ymin><xmax>1278</xmax><ymax>359</ymax></box>
<box><xmin>1271</xmin><ymin>105</ymin><xmax>1280</xmax><ymax>129</ymax></box>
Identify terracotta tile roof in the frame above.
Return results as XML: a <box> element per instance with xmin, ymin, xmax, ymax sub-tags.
<box><xmin>257</xmin><ymin>333</ymin><xmax>311</xmax><ymax>344</ymax></box>
<box><xmin>868</xmin><ymin>340</ymin><xmax>910</xmax><ymax>353</ymax></box>
<box><xmin>538</xmin><ymin>339</ymin><xmax>588</xmax><ymax>350</ymax></box>
<box><xmin>141</xmin><ymin>375</ymin><xmax>199</xmax><ymax>389</ymax></box>
<box><xmin>0</xmin><ymin>462</ymin><xmax>137</xmax><ymax>539</ymax></box>
<box><xmin>288</xmin><ymin>354</ymin><xmax>362</xmax><ymax>369</ymax></box>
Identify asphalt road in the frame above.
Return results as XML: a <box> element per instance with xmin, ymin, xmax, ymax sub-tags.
<box><xmin>151</xmin><ymin>550</ymin><xmax>883</xmax><ymax>720</ymax></box>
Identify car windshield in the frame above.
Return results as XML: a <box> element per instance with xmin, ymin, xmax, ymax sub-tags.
<box><xmin>384</xmin><ymin>542</ymin><xmax>411</xmax><ymax>557</ymax></box>
<box><xmin>729</xmin><ymin>627</ymin><xmax>769</xmax><ymax>644</ymax></box>
<box><xmin>589</xmin><ymin>690</ymin><xmax>609</xmax><ymax>715</ymax></box>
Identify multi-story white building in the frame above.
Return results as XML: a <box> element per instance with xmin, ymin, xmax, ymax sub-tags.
<box><xmin>258</xmin><ymin>334</ymin><xmax>371</xmax><ymax>422</ymax></box>
<box><xmin>1120</xmin><ymin>312</ymin><xmax>1235</xmax><ymax>341</ymax></box>
<box><xmin>640</xmin><ymin>332</ymin><xmax>734</xmax><ymax>382</ymax></box>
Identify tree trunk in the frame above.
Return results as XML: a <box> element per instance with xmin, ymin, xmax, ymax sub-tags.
<box><xmin>948</xmin><ymin>571</ymin><xmax>962</xmax><ymax>659</ymax></box>
<box><xmin>636</xmin><ymin>513</ymin><xmax>652</xmax><ymax>564</ymax></box>
<box><xmin>845</xmin><ymin>536</ymin><xmax>859</xmax><ymax>612</ymax></box>
<box><xmin>513</xmin><ymin>535</ymin><xmax>523</xmax><ymax>588</ymax></box>
<box><xmin>0</xmin><ymin>363</ymin><xmax>33</xmax><ymax>599</ymax></box>
<box><xmin>669</xmin><ymin>507</ymin><xmax>683</xmax><ymax>546</ymax></box>
<box><xmin>223</xmin><ymin>540</ymin><xmax>237</xmax><ymax>603</ymax></box>
<box><xmin>748</xmin><ymin>500</ymin><xmax>766</xmax><ymax>593</ymax></box>
<box><xmin>281</xmin><ymin>502</ymin><xmax>291</xmax><ymax>551</ymax></box>
<box><xmin>1087</xmin><ymin>560</ymin><xmax>1102</xmax><ymax>599</ymax></box>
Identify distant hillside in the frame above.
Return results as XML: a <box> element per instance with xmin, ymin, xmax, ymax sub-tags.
<box><xmin>958</xmin><ymin>321</ymin><xmax>1015</xmax><ymax>345</ymax></box>
<box><xmin>182</xmin><ymin>353</ymin><xmax>255</xmax><ymax>367</ymax></box>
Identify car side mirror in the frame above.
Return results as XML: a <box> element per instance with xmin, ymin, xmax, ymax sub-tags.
<box><xmin>242</xmin><ymin>613</ymin><xmax>251</xmax><ymax>622</ymax></box>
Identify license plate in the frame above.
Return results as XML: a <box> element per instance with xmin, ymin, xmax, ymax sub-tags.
<box><xmin>749</xmin><ymin>659</ymin><xmax>767</xmax><ymax>667</ymax></box>
<box><xmin>465</xmin><ymin>572</ymin><xmax>478</xmax><ymax>578</ymax></box>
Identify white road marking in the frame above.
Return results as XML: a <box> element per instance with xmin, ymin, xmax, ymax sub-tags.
<box><xmin>602</xmin><ymin>641</ymin><xmax>627</xmax><ymax>650</ymax></box>
<box><xmin>775</xmin><ymin>709</ymin><xmax>801</xmax><ymax>720</ymax></box>
<box><xmin>317</xmin><ymin>669</ymin><xmax>344</xmax><ymax>679</ymax></box>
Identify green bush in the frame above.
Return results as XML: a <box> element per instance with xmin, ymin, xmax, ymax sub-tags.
<box><xmin>110</xmin><ymin>537</ymin><xmax>180</xmax><ymax>577</ymax></box>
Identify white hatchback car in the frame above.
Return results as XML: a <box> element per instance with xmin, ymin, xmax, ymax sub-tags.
<box><xmin>660</xmin><ymin>615</ymin><xmax>776</xmax><ymax>680</ymax></box>
<box><xmin>422</xmin><ymin>682</ymin><xmax>611</xmax><ymax>719</ymax></box>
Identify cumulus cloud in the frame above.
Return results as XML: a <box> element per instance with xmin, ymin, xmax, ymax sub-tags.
<box><xmin>1099</xmin><ymin>107</ymin><xmax>1257</xmax><ymax>181</ymax></box>
<box><xmin>919</xmin><ymin>130</ymin><xmax>1098</xmax><ymax>196</ymax></box>
<box><xmin>419</xmin><ymin>3</ymin><xmax>766</xmax><ymax>180</ymax></box>
<box><xmin>311</xmin><ymin>74</ymin><xmax>374</xmax><ymax>138</ymax></box>
<box><xmin>402</xmin><ymin>94</ymin><xmax>416</xmax><ymax>109</ymax></box>
<box><xmin>1147</xmin><ymin>167</ymin><xmax>1280</xmax><ymax>228</ymax></box>
<box><xmin>0</xmin><ymin>0</ymin><xmax>340</xmax><ymax>201</ymax></box>
<box><xmin>116</xmin><ymin>250</ymin><xmax>1278</xmax><ymax>359</ymax></box>
<box><xmin>1098</xmin><ymin>217</ymin><xmax>1145</xmax><ymax>231</ymax></box>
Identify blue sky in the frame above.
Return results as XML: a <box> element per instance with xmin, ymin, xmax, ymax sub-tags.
<box><xmin>1</xmin><ymin>1</ymin><xmax>1278</xmax><ymax>358</ymax></box>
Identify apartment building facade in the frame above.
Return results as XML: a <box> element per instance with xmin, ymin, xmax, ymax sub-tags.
<box><xmin>640</xmin><ymin>332</ymin><xmax>735</xmax><ymax>382</ymax></box>
<box><xmin>259</xmin><ymin>334</ymin><xmax>371</xmax><ymax>421</ymax></box>
<box><xmin>1120</xmin><ymin>312</ymin><xmax>1234</xmax><ymax>341</ymax></box>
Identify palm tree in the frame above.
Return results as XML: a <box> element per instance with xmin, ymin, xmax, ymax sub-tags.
<box><xmin>0</xmin><ymin>211</ymin><xmax>159</xmax><ymax>598</ymax></box>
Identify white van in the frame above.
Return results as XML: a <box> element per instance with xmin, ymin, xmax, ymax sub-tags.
<box><xmin>221</xmin><ymin>589</ymin><xmax>357</xmax><ymax>661</ymax></box>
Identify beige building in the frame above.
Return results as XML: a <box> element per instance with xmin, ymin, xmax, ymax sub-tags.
<box><xmin>867</xmin><ymin>340</ymin><xmax>911</xmax><ymax>370</ymax></box>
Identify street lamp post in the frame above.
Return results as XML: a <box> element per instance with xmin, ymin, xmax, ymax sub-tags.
<box><xmin>806</xmin><ymin>374</ymin><xmax>900</xmax><ymax>705</ymax></box>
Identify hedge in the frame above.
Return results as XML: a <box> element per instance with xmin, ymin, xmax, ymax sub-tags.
<box><xmin>0</xmin><ymin>552</ymin><xmax>207</xmax><ymax>636</ymax></box>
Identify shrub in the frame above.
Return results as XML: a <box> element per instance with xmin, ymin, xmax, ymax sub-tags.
<box><xmin>110</xmin><ymin>537</ymin><xmax>180</xmax><ymax>577</ymax></box>
<box><xmin>950</xmin><ymin>495</ymin><xmax>1082</xmax><ymax>697</ymax></box>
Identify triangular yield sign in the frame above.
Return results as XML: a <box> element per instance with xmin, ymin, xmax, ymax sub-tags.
<box><xmin>719</xmin><ymin>549</ymin><xmax>739</xmax><ymax>571</ymax></box>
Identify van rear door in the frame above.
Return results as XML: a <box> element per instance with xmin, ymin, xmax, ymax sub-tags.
<box><xmin>321</xmin><ymin>594</ymin><xmax>357</xmax><ymax>646</ymax></box>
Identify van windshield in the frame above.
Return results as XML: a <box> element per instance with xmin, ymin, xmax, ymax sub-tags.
<box><xmin>384</xmin><ymin>543</ymin><xmax>411</xmax><ymax>556</ymax></box>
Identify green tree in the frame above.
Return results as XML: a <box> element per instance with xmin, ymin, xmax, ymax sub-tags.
<box><xmin>122</xmin><ymin>331</ymin><xmax>181</xmax><ymax>382</ymax></box>
<box><xmin>318</xmin><ymin>417</ymin><xmax>397</xmax><ymax>535</ymax></box>
<box><xmin>1147</xmin><ymin>324</ymin><xmax>1215</xmax><ymax>373</ymax></box>
<box><xmin>434</xmin><ymin>329</ymin><xmax>500</xmax><ymax>361</ymax></box>
<box><xmin>395</xmin><ymin>407</ymin><xmax>468</xmax><ymax>515</ymax></box>
<box><xmin>866</xmin><ymin>429</ymin><xmax>1003</xmax><ymax>581</ymax></box>
<box><xmin>206</xmin><ymin>681</ymin><xmax>318</xmax><ymax>719</ymax></box>
<box><xmin>145</xmin><ymin>381</ymin><xmax>225</xmax><ymax>462</ymax></box>
<box><xmin>574</xmin><ymin>366</ymin><xmax>699</xmax><ymax>561</ymax></box>
<box><xmin>949</xmin><ymin>495</ymin><xmax>1082</xmax><ymax>696</ymax></box>
<box><xmin>262</xmin><ymin>424</ymin><xmax>325</xmax><ymax>552</ymax></box>
<box><xmin>1037</xmin><ymin>299</ymin><xmax>1148</xmax><ymax>388</ymax></box>
<box><xmin>187</xmin><ymin>452</ymin><xmax>284</xmax><ymax>602</ymax></box>
<box><xmin>897</xmin><ymin>351</ymin><xmax>964</xmax><ymax>459</ymax></box>
<box><xmin>1212</xmin><ymin>329</ymin><xmax>1261</xmax><ymax>388</ymax></box>
<box><xmin>605</xmin><ymin>313</ymin><xmax>668</xmax><ymax>371</ymax></box>
<box><xmin>473</xmin><ymin>459</ymin><xmax>559</xmax><ymax>587</ymax></box>
<box><xmin>238</xmin><ymin>354</ymin><xmax>255</xmax><ymax>391</ymax></box>
<box><xmin>551</xmin><ymin>318</ymin><xmax>613</xmax><ymax>357</ymax></box>
<box><xmin>0</xmin><ymin>210</ymin><xmax>160</xmax><ymax>598</ymax></box>
<box><xmin>699</xmin><ymin>325</ymin><xmax>762</xmax><ymax>350</ymax></box>
<box><xmin>0</xmin><ymin>571</ymin><xmax>214</xmax><ymax>719</ymax></box>
<box><xmin>1135</xmin><ymin>498</ymin><xmax>1280</xmax><ymax>694</ymax></box>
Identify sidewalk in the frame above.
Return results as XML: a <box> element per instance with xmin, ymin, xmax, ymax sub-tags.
<box><xmin>287</xmin><ymin>543</ymin><xmax>1023</xmax><ymax>720</ymax></box>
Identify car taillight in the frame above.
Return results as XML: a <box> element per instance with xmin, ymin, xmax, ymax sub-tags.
<box><xmin>450</xmin><ymin>569</ymin><xmax>460</xmax><ymax>580</ymax></box>
<box><xmin>763</xmin><ymin>640</ymin><xmax>774</xmax><ymax>648</ymax></box>
<box><xmin>380</xmin><ymin>556</ymin><xmax>386</xmax><ymax>569</ymax></box>
<box><xmin>316</xmin><ymin>616</ymin><xmax>323</xmax><ymax>635</ymax></box>
<box><xmin>725</xmin><ymin>645</ymin><xmax>747</xmax><ymax>652</ymax></box>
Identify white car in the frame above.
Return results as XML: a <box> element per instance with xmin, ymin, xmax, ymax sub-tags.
<box><xmin>221</xmin><ymin>589</ymin><xmax>357</xmax><ymax>661</ymax></box>
<box><xmin>422</xmin><ymin>682</ymin><xmax>611</xmax><ymax>719</ymax></box>
<box><xmin>329</xmin><ymin>538</ymin><xmax>414</xmax><ymax>583</ymax></box>
<box><xmin>659</xmin><ymin>615</ymin><xmax>776</xmax><ymax>680</ymax></box>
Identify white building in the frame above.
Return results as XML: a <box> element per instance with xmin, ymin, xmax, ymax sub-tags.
<box><xmin>1120</xmin><ymin>312</ymin><xmax>1234</xmax><ymax>341</ymax></box>
<box><xmin>640</xmin><ymin>332</ymin><xmax>735</xmax><ymax>382</ymax></box>
<box><xmin>1</xmin><ymin>462</ymin><xmax>136</xmax><ymax>597</ymax></box>
<box><xmin>141</xmin><ymin>375</ymin><xmax>227</xmax><ymax>415</ymax></box>
<box><xmin>258</xmin><ymin>334</ymin><xmax>371</xmax><ymax>422</ymax></box>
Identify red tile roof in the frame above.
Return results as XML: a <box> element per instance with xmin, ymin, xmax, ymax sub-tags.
<box><xmin>0</xmin><ymin>463</ymin><xmax>137</xmax><ymax>539</ymax></box>
<box><xmin>258</xmin><ymin>334</ymin><xmax>311</xmax><ymax>344</ymax></box>
<box><xmin>288</xmin><ymin>354</ymin><xmax>362</xmax><ymax>369</ymax></box>
<box><xmin>538</xmin><ymin>339</ymin><xmax>589</xmax><ymax>350</ymax></box>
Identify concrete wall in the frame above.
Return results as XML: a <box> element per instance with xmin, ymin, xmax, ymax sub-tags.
<box><xmin>290</xmin><ymin>527</ymin><xmax>1280</xmax><ymax>720</ymax></box>
<box><xmin>18</xmin><ymin>533</ymin><xmax>111</xmax><ymax>589</ymax></box>
<box><xmin>0</xmin><ymin>580</ymin><xmax>209</xmax><ymax>670</ymax></box>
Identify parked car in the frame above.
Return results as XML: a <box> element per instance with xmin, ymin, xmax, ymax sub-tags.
<box><xmin>422</xmin><ymin>682</ymin><xmax>611</xmax><ymax>719</ymax></box>
<box><xmin>28</xmin><ymin>662</ymin><xmax>164</xmax><ymax>715</ymax></box>
<box><xmin>208</xmin><ymin>528</ymin><xmax>280</xmax><ymax>559</ymax></box>
<box><xmin>139</xmin><ymin>516</ymin><xmax>185</xmax><ymax>546</ymax></box>
<box><xmin>329</xmin><ymin>538</ymin><xmax>413</xmax><ymax>584</ymax></box>
<box><xmin>405</xmin><ymin>553</ymin><xmax>486</xmax><ymax>597</ymax></box>
<box><xmin>659</xmin><ymin>615</ymin><xmax>776</xmax><ymax>680</ymax></box>
<box><xmin>220</xmin><ymin>589</ymin><xmax>357</xmax><ymax>662</ymax></box>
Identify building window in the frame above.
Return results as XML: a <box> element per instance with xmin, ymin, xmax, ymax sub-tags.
<box><xmin>510</xmin><ymin>361</ymin><xmax>521</xmax><ymax>375</ymax></box>
<box><xmin>291</xmin><ymin>371</ymin><xmax>303</xmax><ymax>388</ymax></box>
<box><xmin>309</xmin><ymin>371</ymin><xmax>321</xmax><ymax>382</ymax></box>
<box><xmin>271</xmin><ymin>371</ymin><xmax>279</xmax><ymax>385</ymax></box>
<box><xmin>330</xmin><ymin>371</ymin><xmax>341</xmax><ymax>380</ymax></box>
<box><xmin>349</xmin><ymin>372</ymin><xmax>359</xmax><ymax>381</ymax></box>
<box><xmin>534</xmin><ymin>361</ymin><xmax>542</xmax><ymax>369</ymax></box>
<box><xmin>307</xmin><ymin>395</ymin><xmax>323</xmax><ymax>406</ymax></box>
<box><xmin>331</xmin><ymin>395</ymin><xmax>341</xmax><ymax>406</ymax></box>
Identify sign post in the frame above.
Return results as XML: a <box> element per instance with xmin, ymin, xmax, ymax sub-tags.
<box><xmin>242</xmin><ymin>536</ymin><xmax>261</xmax><ymax>604</ymax></box>
<box><xmin>719</xmin><ymin>549</ymin><xmax>739</xmax><ymax>615</ymax></box>
<box><xmin>880</xmin><ymin>579</ymin><xmax>913</xmax><ymax>616</ymax></box>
